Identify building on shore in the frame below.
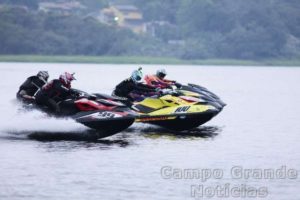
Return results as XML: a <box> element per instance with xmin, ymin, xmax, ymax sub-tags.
<box><xmin>98</xmin><ymin>4</ymin><xmax>146</xmax><ymax>34</ymax></box>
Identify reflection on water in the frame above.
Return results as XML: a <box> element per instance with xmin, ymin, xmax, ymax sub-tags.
<box><xmin>3</xmin><ymin>129</ymin><xmax>103</xmax><ymax>141</ymax></box>
<box><xmin>2</xmin><ymin>125</ymin><xmax>221</xmax><ymax>147</ymax></box>
<box><xmin>36</xmin><ymin>139</ymin><xmax>131</xmax><ymax>151</ymax></box>
<box><xmin>28</xmin><ymin>130</ymin><xmax>107</xmax><ymax>141</ymax></box>
<box><xmin>28</xmin><ymin>126</ymin><xmax>221</xmax><ymax>152</ymax></box>
<box><xmin>2</xmin><ymin>130</ymin><xmax>132</xmax><ymax>150</ymax></box>
<box><xmin>125</xmin><ymin>125</ymin><xmax>221</xmax><ymax>139</ymax></box>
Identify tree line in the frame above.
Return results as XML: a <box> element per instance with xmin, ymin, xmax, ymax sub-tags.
<box><xmin>0</xmin><ymin>0</ymin><xmax>299</xmax><ymax>60</ymax></box>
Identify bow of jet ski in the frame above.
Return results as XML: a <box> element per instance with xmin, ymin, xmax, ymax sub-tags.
<box><xmin>178</xmin><ymin>83</ymin><xmax>226</xmax><ymax>110</ymax></box>
<box><xmin>70</xmin><ymin>92</ymin><xmax>136</xmax><ymax>136</ymax></box>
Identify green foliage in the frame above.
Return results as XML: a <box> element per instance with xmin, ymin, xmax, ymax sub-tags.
<box><xmin>0</xmin><ymin>8</ymin><xmax>143</xmax><ymax>55</ymax></box>
<box><xmin>132</xmin><ymin>0</ymin><xmax>181</xmax><ymax>23</ymax></box>
<box><xmin>80</xmin><ymin>0</ymin><xmax>109</xmax><ymax>12</ymax></box>
<box><xmin>0</xmin><ymin>0</ymin><xmax>300</xmax><ymax>60</ymax></box>
<box><xmin>0</xmin><ymin>0</ymin><xmax>38</xmax><ymax>9</ymax></box>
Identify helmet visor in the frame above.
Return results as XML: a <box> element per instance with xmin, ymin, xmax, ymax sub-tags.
<box><xmin>158</xmin><ymin>72</ymin><xmax>166</xmax><ymax>79</ymax></box>
<box><xmin>136</xmin><ymin>75</ymin><xmax>142</xmax><ymax>81</ymax></box>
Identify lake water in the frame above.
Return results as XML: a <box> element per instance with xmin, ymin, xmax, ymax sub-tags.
<box><xmin>0</xmin><ymin>63</ymin><xmax>299</xmax><ymax>200</ymax></box>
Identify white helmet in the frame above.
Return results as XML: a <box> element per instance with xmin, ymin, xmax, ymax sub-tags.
<box><xmin>131</xmin><ymin>68</ymin><xmax>143</xmax><ymax>83</ymax></box>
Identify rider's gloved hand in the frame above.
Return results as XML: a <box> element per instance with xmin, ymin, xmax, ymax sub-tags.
<box><xmin>88</xmin><ymin>95</ymin><xmax>97</xmax><ymax>100</ymax></box>
<box><xmin>175</xmin><ymin>82</ymin><xmax>182</xmax><ymax>88</ymax></box>
<box><xmin>161</xmin><ymin>89</ymin><xmax>171</xmax><ymax>95</ymax></box>
<box><xmin>70</xmin><ymin>89</ymin><xmax>80</xmax><ymax>98</ymax></box>
<box><xmin>154</xmin><ymin>88</ymin><xmax>161</xmax><ymax>93</ymax></box>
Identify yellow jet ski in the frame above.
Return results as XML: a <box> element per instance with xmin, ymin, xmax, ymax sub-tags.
<box><xmin>132</xmin><ymin>89</ymin><xmax>222</xmax><ymax>131</ymax></box>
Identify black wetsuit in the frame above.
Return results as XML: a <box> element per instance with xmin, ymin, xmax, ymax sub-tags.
<box><xmin>113</xmin><ymin>78</ymin><xmax>157</xmax><ymax>100</ymax></box>
<box><xmin>16</xmin><ymin>76</ymin><xmax>46</xmax><ymax>103</ymax></box>
<box><xmin>35</xmin><ymin>79</ymin><xmax>72</xmax><ymax>112</ymax></box>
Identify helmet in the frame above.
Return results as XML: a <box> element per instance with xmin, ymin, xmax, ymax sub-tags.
<box><xmin>59</xmin><ymin>72</ymin><xmax>76</xmax><ymax>87</ymax></box>
<box><xmin>131</xmin><ymin>68</ymin><xmax>143</xmax><ymax>83</ymax></box>
<box><xmin>156</xmin><ymin>69</ymin><xmax>167</xmax><ymax>79</ymax></box>
<box><xmin>37</xmin><ymin>71</ymin><xmax>49</xmax><ymax>83</ymax></box>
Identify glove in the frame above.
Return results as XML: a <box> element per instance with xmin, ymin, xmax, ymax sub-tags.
<box><xmin>161</xmin><ymin>89</ymin><xmax>171</xmax><ymax>95</ymax></box>
<box><xmin>70</xmin><ymin>89</ymin><xmax>79</xmax><ymax>96</ymax></box>
<box><xmin>88</xmin><ymin>94</ymin><xmax>97</xmax><ymax>100</ymax></box>
<box><xmin>175</xmin><ymin>82</ymin><xmax>182</xmax><ymax>88</ymax></box>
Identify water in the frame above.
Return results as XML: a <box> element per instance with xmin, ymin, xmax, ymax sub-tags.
<box><xmin>0</xmin><ymin>63</ymin><xmax>299</xmax><ymax>200</ymax></box>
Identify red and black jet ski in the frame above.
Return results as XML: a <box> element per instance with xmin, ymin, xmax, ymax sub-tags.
<box><xmin>20</xmin><ymin>89</ymin><xmax>136</xmax><ymax>137</ymax></box>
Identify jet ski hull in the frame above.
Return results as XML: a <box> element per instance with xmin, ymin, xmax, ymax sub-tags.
<box><xmin>136</xmin><ymin>109</ymin><xmax>219</xmax><ymax>131</ymax></box>
<box><xmin>18</xmin><ymin>89</ymin><xmax>136</xmax><ymax>138</ymax></box>
<box><xmin>73</xmin><ymin>111</ymin><xmax>135</xmax><ymax>137</ymax></box>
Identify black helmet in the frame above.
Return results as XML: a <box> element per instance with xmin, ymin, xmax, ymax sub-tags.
<box><xmin>37</xmin><ymin>71</ymin><xmax>49</xmax><ymax>83</ymax></box>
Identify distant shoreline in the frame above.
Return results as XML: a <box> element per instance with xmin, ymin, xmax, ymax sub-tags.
<box><xmin>0</xmin><ymin>55</ymin><xmax>299</xmax><ymax>66</ymax></box>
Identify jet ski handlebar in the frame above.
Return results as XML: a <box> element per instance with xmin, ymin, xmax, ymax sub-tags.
<box><xmin>70</xmin><ymin>89</ymin><xmax>97</xmax><ymax>100</ymax></box>
<box><xmin>159</xmin><ymin>88</ymin><xmax>180</xmax><ymax>96</ymax></box>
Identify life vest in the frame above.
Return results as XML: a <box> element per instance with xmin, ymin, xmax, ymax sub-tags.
<box><xmin>144</xmin><ymin>75</ymin><xmax>160</xmax><ymax>87</ymax></box>
<box><xmin>144</xmin><ymin>74</ymin><xmax>172</xmax><ymax>88</ymax></box>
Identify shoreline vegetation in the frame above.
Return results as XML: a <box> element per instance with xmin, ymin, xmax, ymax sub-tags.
<box><xmin>0</xmin><ymin>55</ymin><xmax>299</xmax><ymax>66</ymax></box>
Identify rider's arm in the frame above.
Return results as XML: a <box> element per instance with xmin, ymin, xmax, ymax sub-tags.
<box><xmin>163</xmin><ymin>78</ymin><xmax>176</xmax><ymax>84</ymax></box>
<box><xmin>53</xmin><ymin>81</ymin><xmax>71</xmax><ymax>96</ymax></box>
<box><xmin>135</xmin><ymin>83</ymin><xmax>157</xmax><ymax>92</ymax></box>
<box><xmin>19</xmin><ymin>90</ymin><xmax>35</xmax><ymax>100</ymax></box>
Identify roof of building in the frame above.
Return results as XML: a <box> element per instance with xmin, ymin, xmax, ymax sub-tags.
<box><xmin>39</xmin><ymin>1</ymin><xmax>85</xmax><ymax>11</ymax></box>
<box><xmin>113</xmin><ymin>4</ymin><xmax>138</xmax><ymax>11</ymax></box>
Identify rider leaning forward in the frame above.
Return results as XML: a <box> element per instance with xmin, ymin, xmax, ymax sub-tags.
<box><xmin>144</xmin><ymin>68</ymin><xmax>180</xmax><ymax>89</ymax></box>
<box><xmin>16</xmin><ymin>71</ymin><xmax>49</xmax><ymax>104</ymax></box>
<box><xmin>35</xmin><ymin>72</ymin><xmax>76</xmax><ymax>113</ymax></box>
<box><xmin>112</xmin><ymin>67</ymin><xmax>159</xmax><ymax>102</ymax></box>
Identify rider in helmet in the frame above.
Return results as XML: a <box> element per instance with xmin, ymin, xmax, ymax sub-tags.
<box><xmin>144</xmin><ymin>68</ymin><xmax>179</xmax><ymax>89</ymax></box>
<box><xmin>16</xmin><ymin>71</ymin><xmax>49</xmax><ymax>103</ymax></box>
<box><xmin>35</xmin><ymin>72</ymin><xmax>76</xmax><ymax>113</ymax></box>
<box><xmin>112</xmin><ymin>67</ymin><xmax>158</xmax><ymax>102</ymax></box>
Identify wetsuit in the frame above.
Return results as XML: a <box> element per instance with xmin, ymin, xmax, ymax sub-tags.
<box><xmin>16</xmin><ymin>76</ymin><xmax>46</xmax><ymax>103</ymax></box>
<box><xmin>35</xmin><ymin>79</ymin><xmax>72</xmax><ymax>112</ymax></box>
<box><xmin>112</xmin><ymin>78</ymin><xmax>157</xmax><ymax>101</ymax></box>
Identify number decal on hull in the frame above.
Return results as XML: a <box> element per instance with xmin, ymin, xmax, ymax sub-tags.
<box><xmin>175</xmin><ymin>106</ymin><xmax>190</xmax><ymax>113</ymax></box>
<box><xmin>96</xmin><ymin>112</ymin><xmax>115</xmax><ymax>118</ymax></box>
